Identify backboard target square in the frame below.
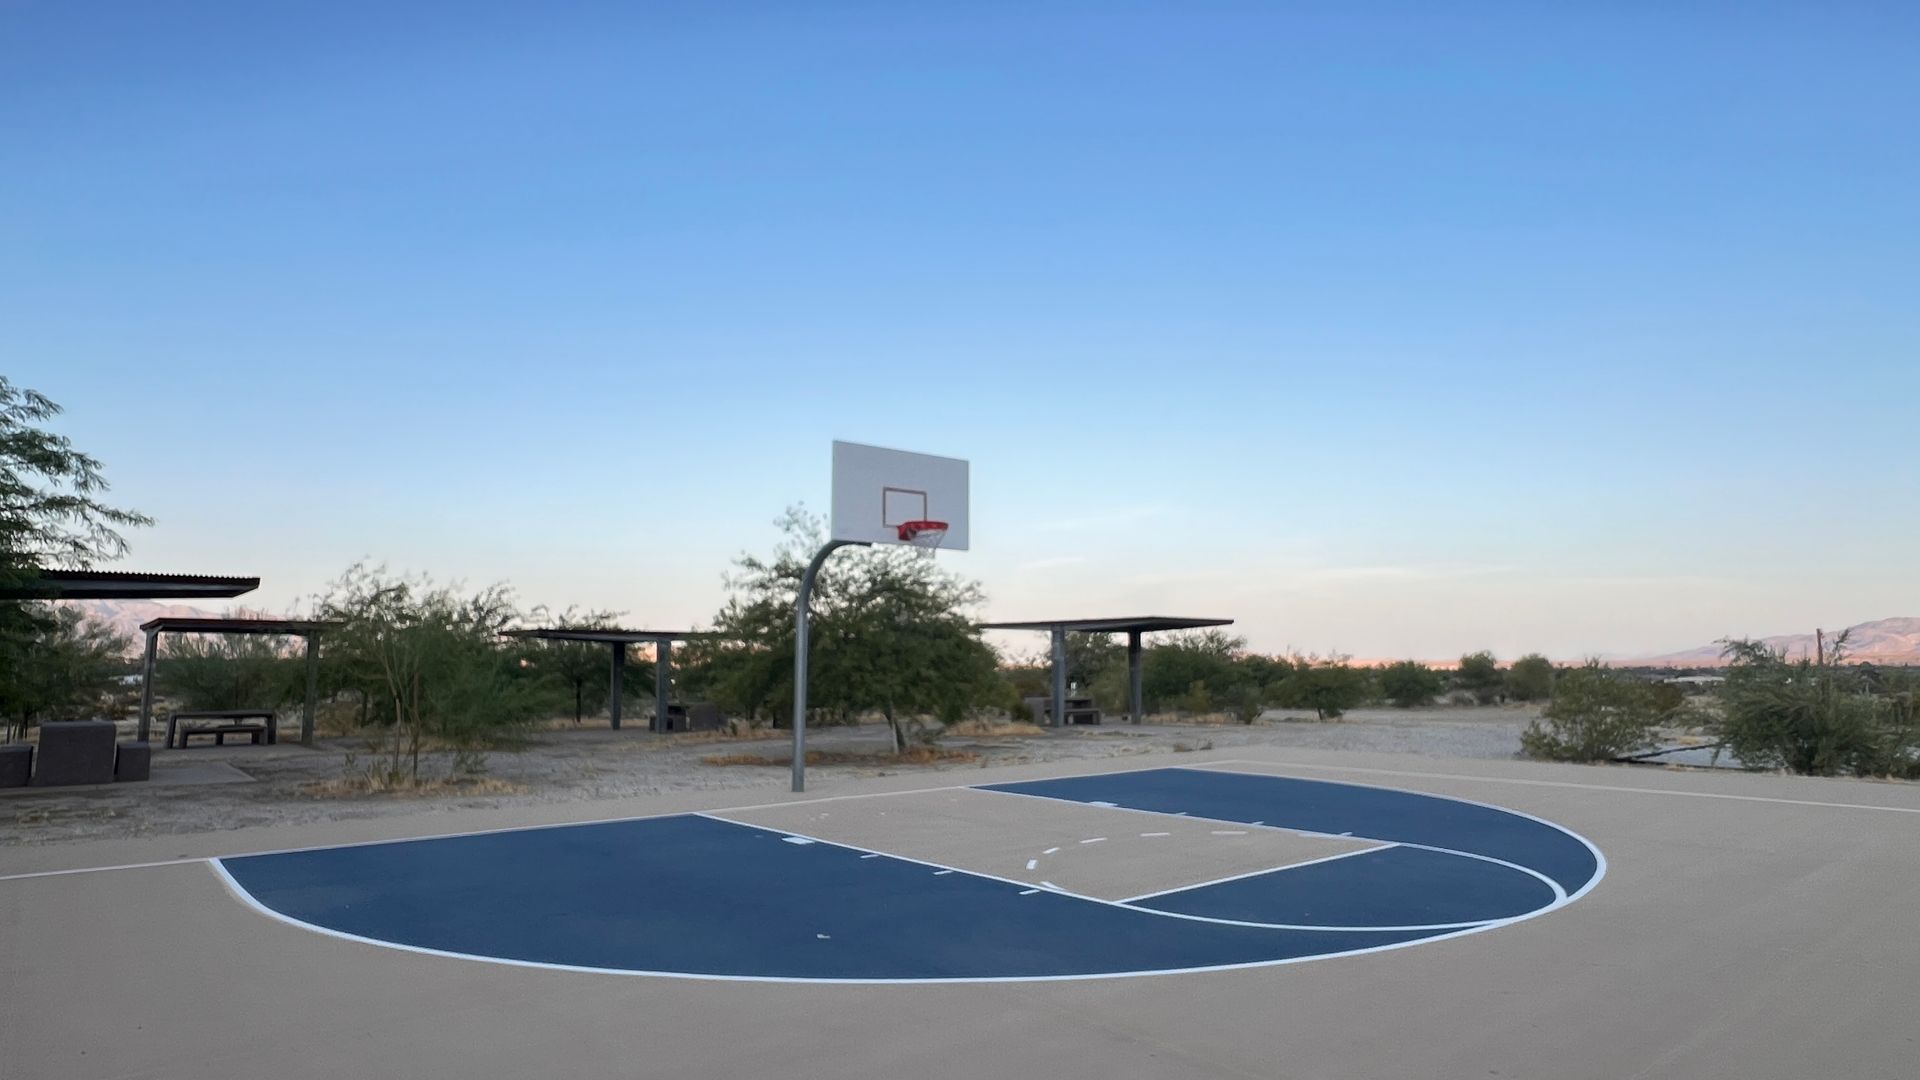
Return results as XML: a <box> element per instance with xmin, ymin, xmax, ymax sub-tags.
<box><xmin>881</xmin><ymin>487</ymin><xmax>928</xmax><ymax>529</ymax></box>
<box><xmin>832</xmin><ymin>441</ymin><xmax>969</xmax><ymax>549</ymax></box>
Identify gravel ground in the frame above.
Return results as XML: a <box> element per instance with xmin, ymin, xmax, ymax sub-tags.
<box><xmin>0</xmin><ymin>706</ymin><xmax>1540</xmax><ymax>848</ymax></box>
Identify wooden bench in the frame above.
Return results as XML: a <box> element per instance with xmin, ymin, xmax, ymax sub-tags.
<box><xmin>166</xmin><ymin>710</ymin><xmax>280</xmax><ymax>749</ymax></box>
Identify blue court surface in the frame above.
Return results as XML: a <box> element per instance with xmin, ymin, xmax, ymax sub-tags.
<box><xmin>216</xmin><ymin>766</ymin><xmax>1604</xmax><ymax>983</ymax></box>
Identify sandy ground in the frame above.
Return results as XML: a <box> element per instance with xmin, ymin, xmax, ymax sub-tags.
<box><xmin>5</xmin><ymin>743</ymin><xmax>1919</xmax><ymax>1080</ymax></box>
<box><xmin>0</xmin><ymin>707</ymin><xmax>1541</xmax><ymax>848</ymax></box>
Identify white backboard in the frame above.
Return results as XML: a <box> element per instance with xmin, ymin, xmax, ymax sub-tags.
<box><xmin>831</xmin><ymin>440</ymin><xmax>970</xmax><ymax>550</ymax></box>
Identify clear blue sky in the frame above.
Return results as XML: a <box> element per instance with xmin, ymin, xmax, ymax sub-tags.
<box><xmin>6</xmin><ymin>2</ymin><xmax>1916</xmax><ymax>659</ymax></box>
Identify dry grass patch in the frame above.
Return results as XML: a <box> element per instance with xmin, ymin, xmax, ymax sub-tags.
<box><xmin>1150</xmin><ymin>711</ymin><xmax>1248</xmax><ymax>726</ymax></box>
<box><xmin>702</xmin><ymin>746</ymin><xmax>980</xmax><ymax>768</ymax></box>
<box><xmin>652</xmin><ymin>728</ymin><xmax>784</xmax><ymax>746</ymax></box>
<box><xmin>301</xmin><ymin>774</ymin><xmax>527</xmax><ymax>799</ymax></box>
<box><xmin>945</xmin><ymin>718</ymin><xmax>1046</xmax><ymax>737</ymax></box>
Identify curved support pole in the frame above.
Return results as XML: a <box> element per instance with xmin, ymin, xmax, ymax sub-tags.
<box><xmin>793</xmin><ymin>539</ymin><xmax>868</xmax><ymax>792</ymax></box>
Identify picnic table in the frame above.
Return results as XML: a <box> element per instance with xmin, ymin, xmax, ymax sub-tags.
<box><xmin>165</xmin><ymin>709</ymin><xmax>279</xmax><ymax>749</ymax></box>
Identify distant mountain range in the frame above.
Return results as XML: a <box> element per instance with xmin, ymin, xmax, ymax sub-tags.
<box><xmin>1636</xmin><ymin>617</ymin><xmax>1920</xmax><ymax>667</ymax></box>
<box><xmin>61</xmin><ymin>600</ymin><xmax>227</xmax><ymax>646</ymax></box>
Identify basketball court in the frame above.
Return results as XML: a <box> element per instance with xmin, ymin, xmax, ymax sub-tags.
<box><xmin>5</xmin><ymin>745</ymin><xmax>1919</xmax><ymax>1079</ymax></box>
<box><xmin>7</xmin><ymin>444</ymin><xmax>1918</xmax><ymax>1076</ymax></box>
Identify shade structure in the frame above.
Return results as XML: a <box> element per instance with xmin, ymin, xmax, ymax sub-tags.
<box><xmin>977</xmin><ymin>616</ymin><xmax>1236</xmax><ymax>727</ymax></box>
<box><xmin>502</xmin><ymin>629</ymin><xmax>721</xmax><ymax>732</ymax></box>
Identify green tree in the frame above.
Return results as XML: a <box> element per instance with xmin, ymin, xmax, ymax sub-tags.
<box><xmin>0</xmin><ymin>606</ymin><xmax>128</xmax><ymax>740</ymax></box>
<box><xmin>518</xmin><ymin>607</ymin><xmax>652</xmax><ymax>723</ymax></box>
<box><xmin>314</xmin><ymin>564</ymin><xmax>547</xmax><ymax>781</ymax></box>
<box><xmin>1142</xmin><ymin>629</ymin><xmax>1246</xmax><ymax>711</ymax></box>
<box><xmin>0</xmin><ymin>378</ymin><xmax>150</xmax><ymax>718</ymax></box>
<box><xmin>824</xmin><ymin>554</ymin><xmax>1000</xmax><ymax>750</ymax></box>
<box><xmin>158</xmin><ymin>631</ymin><xmax>303</xmax><ymax>713</ymax></box>
<box><xmin>1378</xmin><ymin>660</ymin><xmax>1444</xmax><ymax>708</ymax></box>
<box><xmin>1714</xmin><ymin>636</ymin><xmax>1915</xmax><ymax>777</ymax></box>
<box><xmin>1520</xmin><ymin>662</ymin><xmax>1662</xmax><ymax>761</ymax></box>
<box><xmin>1455</xmin><ymin>650</ymin><xmax>1504</xmax><ymax>704</ymax></box>
<box><xmin>1505</xmin><ymin>654</ymin><xmax>1555</xmax><ymax>702</ymax></box>
<box><xmin>0</xmin><ymin>378</ymin><xmax>152</xmax><ymax>582</ymax></box>
<box><xmin>682</xmin><ymin>507</ymin><xmax>1001</xmax><ymax>748</ymax></box>
<box><xmin>1274</xmin><ymin>656</ymin><xmax>1371</xmax><ymax>719</ymax></box>
<box><xmin>1064</xmin><ymin>632</ymin><xmax>1123</xmax><ymax>691</ymax></box>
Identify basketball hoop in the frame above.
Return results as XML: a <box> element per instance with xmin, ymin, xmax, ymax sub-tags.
<box><xmin>896</xmin><ymin>519</ymin><xmax>949</xmax><ymax>557</ymax></box>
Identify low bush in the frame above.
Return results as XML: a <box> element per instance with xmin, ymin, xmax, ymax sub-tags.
<box><xmin>1521</xmin><ymin>663</ymin><xmax>1663</xmax><ymax>762</ymax></box>
<box><xmin>1378</xmin><ymin>660</ymin><xmax>1445</xmax><ymax>708</ymax></box>
<box><xmin>1714</xmin><ymin>639</ymin><xmax>1918</xmax><ymax>777</ymax></box>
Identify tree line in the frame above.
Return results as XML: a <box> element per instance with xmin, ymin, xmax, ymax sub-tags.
<box><xmin>5</xmin><ymin>376</ymin><xmax>1915</xmax><ymax>782</ymax></box>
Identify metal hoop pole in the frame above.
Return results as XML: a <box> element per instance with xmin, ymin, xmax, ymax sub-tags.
<box><xmin>793</xmin><ymin>538</ymin><xmax>868</xmax><ymax>792</ymax></box>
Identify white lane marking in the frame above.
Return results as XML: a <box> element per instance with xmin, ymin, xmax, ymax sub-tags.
<box><xmin>782</xmin><ymin>837</ymin><xmax>815</xmax><ymax>845</ymax></box>
<box><xmin>51</xmin><ymin>749</ymin><xmax>1900</xmax><ymax>886</ymax></box>
<box><xmin>1250</xmin><ymin>820</ymin><xmax>1264</xmax><ymax>826</ymax></box>
<box><xmin>1079</xmin><ymin>837</ymin><xmax>1106</xmax><ymax>844</ymax></box>
<box><xmin>978</xmin><ymin>782</ymin><xmax>1590</xmax><ymax>911</ymax></box>
<box><xmin>2</xmin><ymin>760</ymin><xmax>1194</xmax><ymax>883</ymax></box>
<box><xmin>859</xmin><ymin>853</ymin><xmax>879</xmax><ymax>859</ymax></box>
<box><xmin>1118</xmin><ymin>845</ymin><xmax>1392</xmax><ymax>902</ymax></box>
<box><xmin>1211</xmin><ymin>830</ymin><xmax>1247</xmax><ymax>836</ymax></box>
<box><xmin>1191</xmin><ymin>759</ymin><xmax>1920</xmax><ymax>817</ymax></box>
<box><xmin>816</xmin><ymin>933</ymin><xmax>831</xmax><ymax>939</ymax></box>
<box><xmin>39</xmin><ymin>750</ymin><xmax>1913</xmax><ymax>886</ymax></box>
<box><xmin>1019</xmin><ymin>888</ymin><xmax>1041</xmax><ymax>895</ymax></box>
<box><xmin>208</xmin><ymin>850</ymin><xmax>1537</xmax><ymax>986</ymax></box>
<box><xmin>933</xmin><ymin>870</ymin><xmax>953</xmax><ymax>876</ymax></box>
<box><xmin>1025</xmin><ymin>859</ymin><xmax>1038</xmax><ymax>870</ymax></box>
<box><xmin>689</xmin><ymin>815</ymin><xmax>1526</xmax><ymax>934</ymax></box>
<box><xmin>1089</xmin><ymin>801</ymin><xmax>1118</xmax><ymax>807</ymax></box>
<box><xmin>1042</xmin><ymin>847</ymin><xmax>1061</xmax><ymax>855</ymax></box>
<box><xmin>1141</xmin><ymin>831</ymin><xmax>1171</xmax><ymax>837</ymax></box>
<box><xmin>0</xmin><ymin>857</ymin><xmax>204</xmax><ymax>883</ymax></box>
<box><xmin>205</xmin><ymin>821</ymin><xmax>1531</xmax><ymax>985</ymax></box>
<box><xmin>1040</xmin><ymin>881</ymin><xmax>1061</xmax><ymax>891</ymax></box>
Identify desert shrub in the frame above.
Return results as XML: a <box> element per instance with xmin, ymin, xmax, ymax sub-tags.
<box><xmin>1142</xmin><ymin>630</ymin><xmax>1245</xmax><ymax>709</ymax></box>
<box><xmin>158</xmin><ymin>631</ymin><xmax>304</xmax><ymax>713</ymax></box>
<box><xmin>0</xmin><ymin>605</ymin><xmax>127</xmax><ymax>739</ymax></box>
<box><xmin>1455</xmin><ymin>650</ymin><xmax>1505</xmax><ymax>704</ymax></box>
<box><xmin>1505</xmin><ymin>654</ymin><xmax>1555</xmax><ymax>702</ymax></box>
<box><xmin>1378</xmin><ymin>660</ymin><xmax>1444</xmax><ymax>708</ymax></box>
<box><xmin>1521</xmin><ymin>662</ymin><xmax>1662</xmax><ymax>761</ymax></box>
<box><xmin>316</xmin><ymin>565</ymin><xmax>548</xmax><ymax>782</ymax></box>
<box><xmin>1714</xmin><ymin>638</ymin><xmax>1918</xmax><ymax>777</ymax></box>
<box><xmin>1219</xmin><ymin>680</ymin><xmax>1270</xmax><ymax>724</ymax></box>
<box><xmin>1176</xmin><ymin>680</ymin><xmax>1216</xmax><ymax>714</ymax></box>
<box><xmin>1274</xmin><ymin>657</ymin><xmax>1370</xmax><ymax>720</ymax></box>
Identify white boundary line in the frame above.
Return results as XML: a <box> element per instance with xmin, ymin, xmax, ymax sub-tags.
<box><xmin>688</xmin><ymin>814</ymin><xmax>1518</xmax><ymax>933</ymax></box>
<box><xmin>1</xmin><ymin>759</ymin><xmax>1178</xmax><ymax>884</ymax></box>
<box><xmin>207</xmin><ymin>850</ymin><xmax>1533</xmax><ymax>986</ymax></box>
<box><xmin>10</xmin><ymin>754</ymin><xmax>1911</xmax><ymax>884</ymax></box>
<box><xmin>0</xmin><ymin>857</ymin><xmax>212</xmax><ymax>883</ymax></box>
<box><xmin>1138</xmin><ymin>763</ymin><xmax>1609</xmax><ymax>905</ymax></box>
<box><xmin>1192</xmin><ymin>759</ymin><xmax>1920</xmax><ymax>816</ymax></box>
<box><xmin>206</xmin><ymin>808</ymin><xmax>1528</xmax><ymax>986</ymax></box>
<box><xmin>15</xmin><ymin>751</ymin><xmax>1920</xmax><ymax>889</ymax></box>
<box><xmin>204</xmin><ymin>774</ymin><xmax>1607</xmax><ymax>985</ymax></box>
<box><xmin>1117</xmin><ymin>845</ymin><xmax>1389</xmax><ymax>903</ymax></box>
<box><xmin>979</xmin><ymin>787</ymin><xmax>1572</xmax><ymax>923</ymax></box>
